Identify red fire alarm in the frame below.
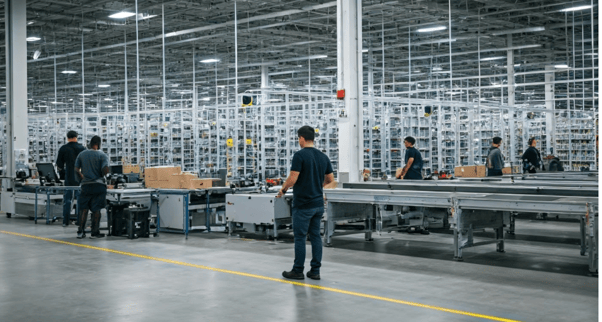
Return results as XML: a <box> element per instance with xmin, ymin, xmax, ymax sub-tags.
<box><xmin>337</xmin><ymin>89</ymin><xmax>345</xmax><ymax>100</ymax></box>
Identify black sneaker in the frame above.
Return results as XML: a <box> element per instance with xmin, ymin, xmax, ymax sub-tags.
<box><xmin>282</xmin><ymin>271</ymin><xmax>304</xmax><ymax>280</ymax></box>
<box><xmin>77</xmin><ymin>231</ymin><xmax>86</xmax><ymax>239</ymax></box>
<box><xmin>306</xmin><ymin>271</ymin><xmax>321</xmax><ymax>280</ymax></box>
<box><xmin>90</xmin><ymin>233</ymin><xmax>105</xmax><ymax>239</ymax></box>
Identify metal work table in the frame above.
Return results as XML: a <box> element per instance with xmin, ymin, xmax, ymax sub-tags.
<box><xmin>34</xmin><ymin>186</ymin><xmax>80</xmax><ymax>224</ymax></box>
<box><xmin>154</xmin><ymin>187</ymin><xmax>234</xmax><ymax>238</ymax></box>
<box><xmin>323</xmin><ymin>188</ymin><xmax>598</xmax><ymax>274</ymax></box>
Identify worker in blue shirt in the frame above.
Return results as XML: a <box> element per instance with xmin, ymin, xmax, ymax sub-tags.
<box><xmin>396</xmin><ymin>136</ymin><xmax>423</xmax><ymax>180</ymax></box>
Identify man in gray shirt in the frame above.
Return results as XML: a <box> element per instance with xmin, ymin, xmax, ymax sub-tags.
<box><xmin>74</xmin><ymin>135</ymin><xmax>110</xmax><ymax>239</ymax></box>
<box><xmin>486</xmin><ymin>136</ymin><xmax>504</xmax><ymax>177</ymax></box>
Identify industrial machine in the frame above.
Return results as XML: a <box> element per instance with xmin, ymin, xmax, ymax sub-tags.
<box><xmin>226</xmin><ymin>193</ymin><xmax>292</xmax><ymax>239</ymax></box>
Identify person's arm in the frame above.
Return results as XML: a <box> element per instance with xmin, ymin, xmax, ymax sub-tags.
<box><xmin>101</xmin><ymin>153</ymin><xmax>110</xmax><ymax>177</ymax></box>
<box><xmin>397</xmin><ymin>158</ymin><xmax>414</xmax><ymax>179</ymax></box>
<box><xmin>276</xmin><ymin>171</ymin><xmax>299</xmax><ymax>198</ymax></box>
<box><xmin>74</xmin><ymin>154</ymin><xmax>83</xmax><ymax>180</ymax></box>
<box><xmin>75</xmin><ymin>167</ymin><xmax>84</xmax><ymax>180</ymax></box>
<box><xmin>102</xmin><ymin>166</ymin><xmax>110</xmax><ymax>176</ymax></box>
<box><xmin>323</xmin><ymin>173</ymin><xmax>335</xmax><ymax>188</ymax></box>
<box><xmin>56</xmin><ymin>148</ymin><xmax>65</xmax><ymax>172</ymax></box>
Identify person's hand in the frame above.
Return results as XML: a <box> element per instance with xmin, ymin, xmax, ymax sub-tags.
<box><xmin>399</xmin><ymin>175</ymin><xmax>404</xmax><ymax>180</ymax></box>
<box><xmin>276</xmin><ymin>188</ymin><xmax>286</xmax><ymax>198</ymax></box>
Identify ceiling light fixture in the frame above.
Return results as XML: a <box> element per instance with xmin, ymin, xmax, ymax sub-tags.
<box><xmin>109</xmin><ymin>12</ymin><xmax>136</xmax><ymax>19</ymax></box>
<box><xmin>33</xmin><ymin>50</ymin><xmax>41</xmax><ymax>60</ymax></box>
<box><xmin>26</xmin><ymin>37</ymin><xmax>41</xmax><ymax>42</ymax></box>
<box><xmin>560</xmin><ymin>5</ymin><xmax>592</xmax><ymax>12</ymax></box>
<box><xmin>481</xmin><ymin>56</ymin><xmax>506</xmax><ymax>61</ymax></box>
<box><xmin>490</xmin><ymin>26</ymin><xmax>545</xmax><ymax>36</ymax></box>
<box><xmin>138</xmin><ymin>14</ymin><xmax>158</xmax><ymax>20</ymax></box>
<box><xmin>201</xmin><ymin>58</ymin><xmax>220</xmax><ymax>63</ymax></box>
<box><xmin>98</xmin><ymin>84</ymin><xmax>111</xmax><ymax>88</ymax></box>
<box><xmin>554</xmin><ymin>64</ymin><xmax>569</xmax><ymax>68</ymax></box>
<box><xmin>432</xmin><ymin>66</ymin><xmax>443</xmax><ymax>71</ymax></box>
<box><xmin>201</xmin><ymin>97</ymin><xmax>211</xmax><ymax>101</ymax></box>
<box><xmin>417</xmin><ymin>26</ymin><xmax>446</xmax><ymax>33</ymax></box>
<box><xmin>61</xmin><ymin>70</ymin><xmax>77</xmax><ymax>74</ymax></box>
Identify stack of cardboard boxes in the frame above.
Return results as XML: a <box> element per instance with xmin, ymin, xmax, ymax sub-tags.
<box><xmin>454</xmin><ymin>165</ymin><xmax>521</xmax><ymax>178</ymax></box>
<box><xmin>144</xmin><ymin>166</ymin><xmax>214</xmax><ymax>189</ymax></box>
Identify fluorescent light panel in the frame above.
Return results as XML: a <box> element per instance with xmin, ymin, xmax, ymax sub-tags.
<box><xmin>98</xmin><ymin>84</ymin><xmax>111</xmax><ymax>88</ymax></box>
<box><xmin>417</xmin><ymin>26</ymin><xmax>446</xmax><ymax>33</ymax></box>
<box><xmin>61</xmin><ymin>70</ymin><xmax>77</xmax><ymax>74</ymax></box>
<box><xmin>554</xmin><ymin>64</ymin><xmax>569</xmax><ymax>68</ymax></box>
<box><xmin>26</xmin><ymin>37</ymin><xmax>41</xmax><ymax>42</ymax></box>
<box><xmin>560</xmin><ymin>5</ymin><xmax>592</xmax><ymax>12</ymax></box>
<box><xmin>109</xmin><ymin>12</ymin><xmax>136</xmax><ymax>19</ymax></box>
<box><xmin>200</xmin><ymin>58</ymin><xmax>220</xmax><ymax>63</ymax></box>
<box><xmin>481</xmin><ymin>56</ymin><xmax>506</xmax><ymax>61</ymax></box>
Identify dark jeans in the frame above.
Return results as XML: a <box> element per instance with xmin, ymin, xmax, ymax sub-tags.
<box><xmin>292</xmin><ymin>206</ymin><xmax>324</xmax><ymax>274</ymax></box>
<box><xmin>487</xmin><ymin>169</ymin><xmax>503</xmax><ymax>177</ymax></box>
<box><xmin>62</xmin><ymin>189</ymin><xmax>79</xmax><ymax>225</ymax></box>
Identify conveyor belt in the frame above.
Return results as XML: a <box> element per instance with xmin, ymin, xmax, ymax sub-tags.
<box><xmin>323</xmin><ymin>188</ymin><xmax>598</xmax><ymax>274</ymax></box>
<box><xmin>342</xmin><ymin>181</ymin><xmax>598</xmax><ymax>197</ymax></box>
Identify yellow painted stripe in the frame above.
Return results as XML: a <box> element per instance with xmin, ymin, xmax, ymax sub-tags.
<box><xmin>1</xmin><ymin>230</ymin><xmax>519</xmax><ymax>322</ymax></box>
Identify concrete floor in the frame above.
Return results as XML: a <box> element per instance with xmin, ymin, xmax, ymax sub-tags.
<box><xmin>0</xmin><ymin>214</ymin><xmax>597</xmax><ymax>322</ymax></box>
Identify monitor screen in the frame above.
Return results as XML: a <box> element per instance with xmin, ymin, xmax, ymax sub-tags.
<box><xmin>111</xmin><ymin>165</ymin><xmax>123</xmax><ymax>174</ymax></box>
<box><xmin>36</xmin><ymin>163</ymin><xmax>59</xmax><ymax>183</ymax></box>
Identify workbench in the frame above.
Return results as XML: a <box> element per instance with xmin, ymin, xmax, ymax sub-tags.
<box><xmin>154</xmin><ymin>187</ymin><xmax>234</xmax><ymax>238</ymax></box>
<box><xmin>33</xmin><ymin>186</ymin><xmax>80</xmax><ymax>224</ymax></box>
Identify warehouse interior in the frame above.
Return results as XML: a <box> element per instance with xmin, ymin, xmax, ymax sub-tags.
<box><xmin>0</xmin><ymin>0</ymin><xmax>599</xmax><ymax>321</ymax></box>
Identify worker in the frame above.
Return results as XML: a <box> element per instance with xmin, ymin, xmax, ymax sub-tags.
<box><xmin>395</xmin><ymin>136</ymin><xmax>423</xmax><ymax>180</ymax></box>
<box><xmin>74</xmin><ymin>135</ymin><xmax>110</xmax><ymax>239</ymax></box>
<box><xmin>56</xmin><ymin>130</ymin><xmax>85</xmax><ymax>227</ymax></box>
<box><xmin>521</xmin><ymin>137</ymin><xmax>543</xmax><ymax>173</ymax></box>
<box><xmin>277</xmin><ymin>125</ymin><xmax>334</xmax><ymax>281</ymax></box>
<box><xmin>486</xmin><ymin>137</ymin><xmax>504</xmax><ymax>177</ymax></box>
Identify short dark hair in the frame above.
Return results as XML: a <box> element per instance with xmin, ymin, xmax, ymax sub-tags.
<box><xmin>492</xmin><ymin>137</ymin><xmax>502</xmax><ymax>145</ymax></box>
<box><xmin>297</xmin><ymin>126</ymin><xmax>315</xmax><ymax>141</ymax></box>
<box><xmin>67</xmin><ymin>131</ymin><xmax>78</xmax><ymax>139</ymax></box>
<box><xmin>404</xmin><ymin>136</ymin><xmax>416</xmax><ymax>145</ymax></box>
<box><xmin>89</xmin><ymin>135</ymin><xmax>102</xmax><ymax>149</ymax></box>
<box><xmin>528</xmin><ymin>137</ymin><xmax>536</xmax><ymax>146</ymax></box>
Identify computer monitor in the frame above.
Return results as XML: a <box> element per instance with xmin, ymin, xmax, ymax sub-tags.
<box><xmin>111</xmin><ymin>165</ymin><xmax>123</xmax><ymax>174</ymax></box>
<box><xmin>36</xmin><ymin>163</ymin><xmax>60</xmax><ymax>184</ymax></box>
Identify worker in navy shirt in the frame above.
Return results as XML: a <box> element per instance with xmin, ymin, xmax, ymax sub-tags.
<box><xmin>56</xmin><ymin>130</ymin><xmax>86</xmax><ymax>226</ymax></box>
<box><xmin>396</xmin><ymin>136</ymin><xmax>423</xmax><ymax>180</ymax></box>
<box><xmin>277</xmin><ymin>125</ymin><xmax>334</xmax><ymax>281</ymax></box>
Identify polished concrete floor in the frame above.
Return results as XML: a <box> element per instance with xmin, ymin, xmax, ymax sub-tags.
<box><xmin>0</xmin><ymin>213</ymin><xmax>597</xmax><ymax>322</ymax></box>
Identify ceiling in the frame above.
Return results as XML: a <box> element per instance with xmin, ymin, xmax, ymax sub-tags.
<box><xmin>0</xmin><ymin>0</ymin><xmax>598</xmax><ymax>114</ymax></box>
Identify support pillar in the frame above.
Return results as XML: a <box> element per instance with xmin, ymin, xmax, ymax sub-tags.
<box><xmin>507</xmin><ymin>35</ymin><xmax>516</xmax><ymax>162</ymax></box>
<box><xmin>3</xmin><ymin>0</ymin><xmax>28</xmax><ymax>191</ymax></box>
<box><xmin>545</xmin><ymin>65</ymin><xmax>555</xmax><ymax>156</ymax></box>
<box><xmin>337</xmin><ymin>0</ymin><xmax>363</xmax><ymax>183</ymax></box>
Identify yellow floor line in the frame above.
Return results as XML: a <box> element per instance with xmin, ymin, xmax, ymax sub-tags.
<box><xmin>1</xmin><ymin>230</ymin><xmax>520</xmax><ymax>322</ymax></box>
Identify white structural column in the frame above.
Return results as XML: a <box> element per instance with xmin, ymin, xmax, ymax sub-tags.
<box><xmin>337</xmin><ymin>0</ymin><xmax>363</xmax><ymax>183</ymax></box>
<box><xmin>506</xmin><ymin>34</ymin><xmax>516</xmax><ymax>162</ymax></box>
<box><xmin>544</xmin><ymin>65</ymin><xmax>555</xmax><ymax>156</ymax></box>
<box><xmin>260</xmin><ymin>65</ymin><xmax>268</xmax><ymax>180</ymax></box>
<box><xmin>3</xmin><ymin>0</ymin><xmax>28</xmax><ymax>189</ymax></box>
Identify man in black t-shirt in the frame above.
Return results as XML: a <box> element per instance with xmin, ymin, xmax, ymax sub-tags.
<box><xmin>396</xmin><ymin>136</ymin><xmax>423</xmax><ymax>180</ymax></box>
<box><xmin>56</xmin><ymin>130</ymin><xmax>86</xmax><ymax>226</ymax></box>
<box><xmin>277</xmin><ymin>125</ymin><xmax>334</xmax><ymax>281</ymax></box>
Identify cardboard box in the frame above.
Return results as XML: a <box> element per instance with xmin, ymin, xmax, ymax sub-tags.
<box><xmin>145</xmin><ymin>166</ymin><xmax>181</xmax><ymax>181</ymax></box>
<box><xmin>455</xmin><ymin>165</ymin><xmax>487</xmax><ymax>178</ymax></box>
<box><xmin>123</xmin><ymin>165</ymin><xmax>140</xmax><ymax>174</ymax></box>
<box><xmin>502</xmin><ymin>166</ymin><xmax>521</xmax><ymax>174</ymax></box>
